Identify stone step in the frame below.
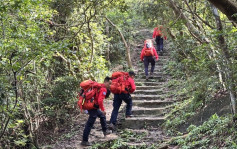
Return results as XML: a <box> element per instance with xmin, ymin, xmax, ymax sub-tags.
<box><xmin>135</xmin><ymin>79</ymin><xmax>159</xmax><ymax>82</ymax></box>
<box><xmin>133</xmin><ymin>100</ymin><xmax>173</xmax><ymax>108</ymax></box>
<box><xmin>132</xmin><ymin>94</ymin><xmax>165</xmax><ymax>100</ymax></box>
<box><xmin>137</xmin><ymin>70</ymin><xmax>164</xmax><ymax>74</ymax></box>
<box><xmin>136</xmin><ymin>82</ymin><xmax>165</xmax><ymax>86</ymax></box>
<box><xmin>136</xmin><ymin>78</ymin><xmax>166</xmax><ymax>83</ymax></box>
<box><xmin>137</xmin><ymin>66</ymin><xmax>164</xmax><ymax>71</ymax></box>
<box><xmin>137</xmin><ymin>69</ymin><xmax>164</xmax><ymax>73</ymax></box>
<box><xmin>124</xmin><ymin>142</ymin><xmax>147</xmax><ymax>147</ymax></box>
<box><xmin>132</xmin><ymin>114</ymin><xmax>166</xmax><ymax>118</ymax></box>
<box><xmin>136</xmin><ymin>76</ymin><xmax>162</xmax><ymax>80</ymax></box>
<box><xmin>136</xmin><ymin>86</ymin><xmax>164</xmax><ymax>90</ymax></box>
<box><xmin>159</xmin><ymin>56</ymin><xmax>170</xmax><ymax>59</ymax></box>
<box><xmin>137</xmin><ymin>65</ymin><xmax>164</xmax><ymax>69</ymax></box>
<box><xmin>135</xmin><ymin>89</ymin><xmax>168</xmax><ymax>95</ymax></box>
<box><xmin>132</xmin><ymin>106</ymin><xmax>166</xmax><ymax>116</ymax></box>
<box><xmin>121</xmin><ymin>116</ymin><xmax>166</xmax><ymax>129</ymax></box>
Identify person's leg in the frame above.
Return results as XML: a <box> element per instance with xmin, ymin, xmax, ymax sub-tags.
<box><xmin>110</xmin><ymin>94</ymin><xmax>122</xmax><ymax>125</ymax></box>
<box><xmin>82</xmin><ymin>109</ymin><xmax>97</xmax><ymax>142</ymax></box>
<box><xmin>122</xmin><ymin>94</ymin><xmax>133</xmax><ymax>116</ymax></box>
<box><xmin>97</xmin><ymin>109</ymin><xmax>107</xmax><ymax>132</ymax></box>
<box><xmin>160</xmin><ymin>37</ymin><xmax>164</xmax><ymax>52</ymax></box>
<box><xmin>150</xmin><ymin>57</ymin><xmax>156</xmax><ymax>74</ymax></box>
<box><xmin>143</xmin><ymin>57</ymin><xmax>149</xmax><ymax>77</ymax></box>
<box><xmin>155</xmin><ymin>36</ymin><xmax>160</xmax><ymax>52</ymax></box>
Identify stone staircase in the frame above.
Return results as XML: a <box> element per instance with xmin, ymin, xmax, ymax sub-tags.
<box><xmin>120</xmin><ymin>52</ymin><xmax>174</xmax><ymax>130</ymax></box>
<box><xmin>115</xmin><ymin>29</ymin><xmax>175</xmax><ymax>148</ymax></box>
<box><xmin>115</xmin><ymin>50</ymin><xmax>175</xmax><ymax>148</ymax></box>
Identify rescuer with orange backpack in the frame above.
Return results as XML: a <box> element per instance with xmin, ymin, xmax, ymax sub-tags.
<box><xmin>140</xmin><ymin>39</ymin><xmax>159</xmax><ymax>80</ymax></box>
<box><xmin>78</xmin><ymin>77</ymin><xmax>111</xmax><ymax>146</ymax></box>
<box><xmin>109</xmin><ymin>71</ymin><xmax>136</xmax><ymax>131</ymax></box>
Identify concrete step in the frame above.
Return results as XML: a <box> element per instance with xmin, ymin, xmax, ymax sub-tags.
<box><xmin>135</xmin><ymin>89</ymin><xmax>168</xmax><ymax>95</ymax></box>
<box><xmin>132</xmin><ymin>94</ymin><xmax>165</xmax><ymax>100</ymax></box>
<box><xmin>132</xmin><ymin>106</ymin><xmax>166</xmax><ymax>116</ymax></box>
<box><xmin>121</xmin><ymin>116</ymin><xmax>166</xmax><ymax>129</ymax></box>
<box><xmin>133</xmin><ymin>100</ymin><xmax>173</xmax><ymax>108</ymax></box>
<box><xmin>136</xmin><ymin>82</ymin><xmax>165</xmax><ymax>86</ymax></box>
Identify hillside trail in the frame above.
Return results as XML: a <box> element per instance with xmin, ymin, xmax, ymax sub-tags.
<box><xmin>47</xmin><ymin>29</ymin><xmax>176</xmax><ymax>149</ymax></box>
<box><xmin>117</xmin><ymin>28</ymin><xmax>176</xmax><ymax>148</ymax></box>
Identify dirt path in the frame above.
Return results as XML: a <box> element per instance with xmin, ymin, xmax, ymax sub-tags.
<box><xmin>42</xmin><ymin>29</ymin><xmax>176</xmax><ymax>149</ymax></box>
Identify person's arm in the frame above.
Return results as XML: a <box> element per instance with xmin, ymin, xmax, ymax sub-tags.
<box><xmin>128</xmin><ymin>78</ymin><xmax>136</xmax><ymax>93</ymax></box>
<box><xmin>153</xmin><ymin>48</ymin><xmax>159</xmax><ymax>60</ymax></box>
<box><xmin>97</xmin><ymin>88</ymin><xmax>107</xmax><ymax>112</ymax></box>
<box><xmin>140</xmin><ymin>48</ymin><xmax>145</xmax><ymax>61</ymax></box>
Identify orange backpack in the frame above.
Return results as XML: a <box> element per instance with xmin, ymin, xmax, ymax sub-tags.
<box><xmin>77</xmin><ymin>80</ymin><xmax>102</xmax><ymax>111</ymax></box>
<box><xmin>110</xmin><ymin>72</ymin><xmax>129</xmax><ymax>94</ymax></box>
<box><xmin>144</xmin><ymin>39</ymin><xmax>154</xmax><ymax>56</ymax></box>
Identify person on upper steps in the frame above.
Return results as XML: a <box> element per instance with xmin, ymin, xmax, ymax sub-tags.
<box><xmin>140</xmin><ymin>39</ymin><xmax>159</xmax><ymax>80</ymax></box>
<box><xmin>153</xmin><ymin>25</ymin><xmax>167</xmax><ymax>56</ymax></box>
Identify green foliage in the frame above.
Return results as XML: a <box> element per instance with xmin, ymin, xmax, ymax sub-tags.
<box><xmin>42</xmin><ymin>76</ymin><xmax>78</xmax><ymax>119</ymax></box>
<box><xmin>171</xmin><ymin>114</ymin><xmax>237</xmax><ymax>148</ymax></box>
<box><xmin>163</xmin><ymin>74</ymin><xmax>220</xmax><ymax>135</ymax></box>
<box><xmin>0</xmin><ymin>0</ymin><xmax>120</xmax><ymax>148</ymax></box>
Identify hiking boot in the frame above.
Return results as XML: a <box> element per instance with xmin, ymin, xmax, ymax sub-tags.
<box><xmin>126</xmin><ymin>115</ymin><xmax>134</xmax><ymax>118</ymax></box>
<box><xmin>81</xmin><ymin>141</ymin><xmax>92</xmax><ymax>146</ymax></box>
<box><xmin>150</xmin><ymin>72</ymin><xmax>154</xmax><ymax>78</ymax></box>
<box><xmin>146</xmin><ymin>76</ymin><xmax>149</xmax><ymax>80</ymax></box>
<box><xmin>108</xmin><ymin>123</ymin><xmax>116</xmax><ymax>131</ymax></box>
<box><xmin>103</xmin><ymin>130</ymin><xmax>110</xmax><ymax>137</ymax></box>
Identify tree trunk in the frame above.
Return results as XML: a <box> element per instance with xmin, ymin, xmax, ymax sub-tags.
<box><xmin>168</xmin><ymin>0</ymin><xmax>209</xmax><ymax>44</ymax></box>
<box><xmin>105</xmin><ymin>24</ymin><xmax>110</xmax><ymax>61</ymax></box>
<box><xmin>105</xmin><ymin>16</ymin><xmax>133</xmax><ymax>69</ymax></box>
<box><xmin>88</xmin><ymin>21</ymin><xmax>94</xmax><ymax>64</ymax></box>
<box><xmin>211</xmin><ymin>4</ymin><xmax>237</xmax><ymax>115</ymax></box>
<box><xmin>207</xmin><ymin>0</ymin><xmax>237</xmax><ymax>24</ymax></box>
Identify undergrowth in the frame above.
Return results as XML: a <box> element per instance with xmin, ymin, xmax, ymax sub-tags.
<box><xmin>170</xmin><ymin>114</ymin><xmax>237</xmax><ymax>149</ymax></box>
<box><xmin>162</xmin><ymin>59</ymin><xmax>237</xmax><ymax>148</ymax></box>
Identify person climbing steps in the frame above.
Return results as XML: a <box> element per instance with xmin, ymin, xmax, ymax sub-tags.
<box><xmin>109</xmin><ymin>71</ymin><xmax>136</xmax><ymax>131</ymax></box>
<box><xmin>153</xmin><ymin>25</ymin><xmax>167</xmax><ymax>56</ymax></box>
<box><xmin>77</xmin><ymin>77</ymin><xmax>112</xmax><ymax>146</ymax></box>
<box><xmin>140</xmin><ymin>39</ymin><xmax>159</xmax><ymax>80</ymax></box>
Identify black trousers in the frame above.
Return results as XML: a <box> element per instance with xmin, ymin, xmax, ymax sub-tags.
<box><xmin>155</xmin><ymin>36</ymin><xmax>164</xmax><ymax>52</ymax></box>
<box><xmin>82</xmin><ymin>109</ymin><xmax>107</xmax><ymax>141</ymax></box>
<box><xmin>144</xmin><ymin>56</ymin><xmax>155</xmax><ymax>76</ymax></box>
